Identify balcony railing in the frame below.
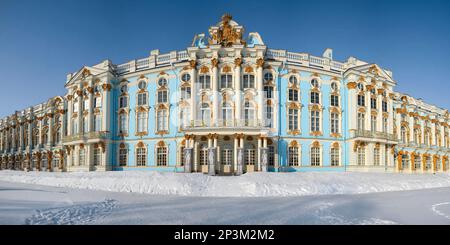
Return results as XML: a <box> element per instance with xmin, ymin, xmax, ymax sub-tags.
<box><xmin>62</xmin><ymin>131</ymin><xmax>110</xmax><ymax>143</ymax></box>
<box><xmin>183</xmin><ymin>119</ymin><xmax>268</xmax><ymax>129</ymax></box>
<box><xmin>350</xmin><ymin>130</ymin><xmax>396</xmax><ymax>141</ymax></box>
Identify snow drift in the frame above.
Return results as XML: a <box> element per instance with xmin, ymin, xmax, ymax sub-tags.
<box><xmin>1</xmin><ymin>170</ymin><xmax>450</xmax><ymax>197</ymax></box>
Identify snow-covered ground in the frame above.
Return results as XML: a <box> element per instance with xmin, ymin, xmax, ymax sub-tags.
<box><xmin>1</xmin><ymin>180</ymin><xmax>450</xmax><ymax>224</ymax></box>
<box><xmin>1</xmin><ymin>170</ymin><xmax>450</xmax><ymax>197</ymax></box>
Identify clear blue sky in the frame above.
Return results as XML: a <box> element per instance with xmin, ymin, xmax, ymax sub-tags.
<box><xmin>1</xmin><ymin>0</ymin><xmax>449</xmax><ymax>118</ymax></box>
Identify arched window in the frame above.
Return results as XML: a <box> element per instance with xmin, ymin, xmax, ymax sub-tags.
<box><xmin>157</xmin><ymin>108</ymin><xmax>168</xmax><ymax>131</ymax></box>
<box><xmin>374</xmin><ymin>147</ymin><xmax>380</xmax><ymax>166</ymax></box>
<box><xmin>158</xmin><ymin>78</ymin><xmax>167</xmax><ymax>87</ymax></box>
<box><xmin>357</xmin><ymin>94</ymin><xmax>365</xmax><ymax>106</ymax></box>
<box><xmin>371</xmin><ymin>115</ymin><xmax>377</xmax><ymax>132</ymax></box>
<box><xmin>243</xmin><ymin>73</ymin><xmax>254</xmax><ymax>89</ymax></box>
<box><xmin>414</xmin><ymin>129</ymin><xmax>421</xmax><ymax>144</ymax></box>
<box><xmin>181</xmin><ymin>73</ymin><xmax>191</xmax><ymax>82</ymax></box>
<box><xmin>311</xmin><ymin>79</ymin><xmax>319</xmax><ymax>88</ymax></box>
<box><xmin>357</xmin><ymin>146</ymin><xmax>365</xmax><ymax>166</ymax></box>
<box><xmin>288</xmin><ymin>108</ymin><xmax>299</xmax><ymax>131</ymax></box>
<box><xmin>357</xmin><ymin>112</ymin><xmax>365</xmax><ymax>131</ymax></box>
<box><xmin>119</xmin><ymin>96</ymin><xmax>128</xmax><ymax>108</ymax></box>
<box><xmin>371</xmin><ymin>97</ymin><xmax>377</xmax><ymax>109</ymax></box>
<box><xmin>119</xmin><ymin>144</ymin><xmax>128</xmax><ymax>167</ymax></box>
<box><xmin>330</xmin><ymin>112</ymin><xmax>339</xmax><ymax>134</ymax></box>
<box><xmin>264</xmin><ymin>72</ymin><xmax>273</xmax><ymax>82</ymax></box>
<box><xmin>94</xmin><ymin>115</ymin><xmax>102</xmax><ymax>132</ymax></box>
<box><xmin>401</xmin><ymin>126</ymin><xmax>407</xmax><ymax>143</ymax></box>
<box><xmin>136</xmin><ymin>144</ymin><xmax>147</xmax><ymax>166</ymax></box>
<box><xmin>288</xmin><ymin>145</ymin><xmax>300</xmax><ymax>166</ymax></box>
<box><xmin>137</xmin><ymin>111</ymin><xmax>147</xmax><ymax>133</ymax></box>
<box><xmin>220</xmin><ymin>74</ymin><xmax>233</xmax><ymax>89</ymax></box>
<box><xmin>310</xmin><ymin>110</ymin><xmax>320</xmax><ymax>132</ymax></box>
<box><xmin>310</xmin><ymin>146</ymin><xmax>320</xmax><ymax>166</ymax></box>
<box><xmin>119</xmin><ymin>113</ymin><xmax>128</xmax><ymax>134</ymax></box>
<box><xmin>289</xmin><ymin>76</ymin><xmax>298</xmax><ymax>86</ymax></box>
<box><xmin>244</xmin><ymin>101</ymin><xmax>255</xmax><ymax>126</ymax></box>
<box><xmin>222</xmin><ymin>102</ymin><xmax>233</xmax><ymax>126</ymax></box>
<box><xmin>137</xmin><ymin>92</ymin><xmax>148</xmax><ymax>106</ymax></box>
<box><xmin>330</xmin><ymin>94</ymin><xmax>339</xmax><ymax>107</ymax></box>
<box><xmin>330</xmin><ymin>147</ymin><xmax>340</xmax><ymax>166</ymax></box>
<box><xmin>138</xmin><ymin>80</ymin><xmax>147</xmax><ymax>90</ymax></box>
<box><xmin>199</xmin><ymin>74</ymin><xmax>211</xmax><ymax>89</ymax></box>
<box><xmin>156</xmin><ymin>145</ymin><xmax>167</xmax><ymax>167</ymax></box>
<box><xmin>93</xmin><ymin>147</ymin><xmax>101</xmax><ymax>166</ymax></box>
<box><xmin>200</xmin><ymin>103</ymin><xmax>211</xmax><ymax>126</ymax></box>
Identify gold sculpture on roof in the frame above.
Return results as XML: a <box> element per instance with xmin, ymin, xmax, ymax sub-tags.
<box><xmin>209</xmin><ymin>14</ymin><xmax>246</xmax><ymax>47</ymax></box>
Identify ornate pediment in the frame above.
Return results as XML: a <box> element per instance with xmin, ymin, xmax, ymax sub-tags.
<box><xmin>208</xmin><ymin>14</ymin><xmax>246</xmax><ymax>47</ymax></box>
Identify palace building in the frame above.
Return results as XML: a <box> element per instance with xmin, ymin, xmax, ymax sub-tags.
<box><xmin>0</xmin><ymin>14</ymin><xmax>449</xmax><ymax>174</ymax></box>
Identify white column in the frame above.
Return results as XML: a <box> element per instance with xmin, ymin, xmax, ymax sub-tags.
<box><xmin>38</xmin><ymin>120</ymin><xmax>43</xmax><ymax>146</ymax></box>
<box><xmin>48</xmin><ymin>115</ymin><xmax>53</xmax><ymax>146</ymax></box>
<box><xmin>67</xmin><ymin>97</ymin><xmax>73</xmax><ymax>136</ymax></box>
<box><xmin>102</xmin><ymin>84</ymin><xmax>111</xmax><ymax>132</ymax></box>
<box><xmin>364</xmin><ymin>90</ymin><xmax>370</xmax><ymax>131</ymax></box>
<box><xmin>377</xmin><ymin>92</ymin><xmax>383</xmax><ymax>132</ymax></box>
<box><xmin>19</xmin><ymin>123</ymin><xmax>24</xmax><ymax>151</ymax></box>
<box><xmin>233</xmin><ymin>136</ymin><xmax>238</xmax><ymax>171</ymax></box>
<box><xmin>88</xmin><ymin>84</ymin><xmax>94</xmax><ymax>132</ymax></box>
<box><xmin>256</xmin><ymin>63</ymin><xmax>263</xmax><ymax>125</ymax></box>
<box><xmin>190</xmin><ymin>64</ymin><xmax>197</xmax><ymax>123</ymax></box>
<box><xmin>27</xmin><ymin>121</ymin><xmax>32</xmax><ymax>149</ymax></box>
<box><xmin>194</xmin><ymin>140</ymin><xmax>199</xmax><ymax>172</ymax></box>
<box><xmin>212</xmin><ymin>63</ymin><xmax>219</xmax><ymax>125</ymax></box>
<box><xmin>78</xmin><ymin>87</ymin><xmax>83</xmax><ymax>134</ymax></box>
<box><xmin>234</xmin><ymin>63</ymin><xmax>242</xmax><ymax>123</ymax></box>
<box><xmin>257</xmin><ymin>137</ymin><xmax>262</xmax><ymax>171</ymax></box>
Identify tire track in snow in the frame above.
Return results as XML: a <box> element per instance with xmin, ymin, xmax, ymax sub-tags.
<box><xmin>25</xmin><ymin>199</ymin><xmax>117</xmax><ymax>225</ymax></box>
<box><xmin>431</xmin><ymin>202</ymin><xmax>450</xmax><ymax>220</ymax></box>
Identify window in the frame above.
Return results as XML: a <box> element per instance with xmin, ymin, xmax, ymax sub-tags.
<box><xmin>265</xmin><ymin>106</ymin><xmax>273</xmax><ymax>128</ymax></box>
<box><xmin>181</xmin><ymin>87</ymin><xmax>191</xmax><ymax>100</ymax></box>
<box><xmin>93</xmin><ymin>148</ymin><xmax>101</xmax><ymax>166</ymax></box>
<box><xmin>243</xmin><ymin>74</ymin><xmax>254</xmax><ymax>89</ymax></box>
<box><xmin>414</xmin><ymin>129</ymin><xmax>421</xmax><ymax>144</ymax></box>
<box><xmin>330</xmin><ymin>95</ymin><xmax>339</xmax><ymax>107</ymax></box>
<box><xmin>181</xmin><ymin>73</ymin><xmax>191</xmax><ymax>82</ymax></box>
<box><xmin>199</xmin><ymin>75</ymin><xmax>211</xmax><ymax>89</ymax></box>
<box><xmin>119</xmin><ymin>147</ymin><xmax>128</xmax><ymax>167</ymax></box>
<box><xmin>73</xmin><ymin>100</ymin><xmax>79</xmax><ymax>113</ymax></box>
<box><xmin>119</xmin><ymin>96</ymin><xmax>128</xmax><ymax>108</ymax></box>
<box><xmin>357</xmin><ymin>83</ymin><xmax>364</xmax><ymax>91</ymax></box>
<box><xmin>288</xmin><ymin>146</ymin><xmax>299</xmax><ymax>166</ymax></box>
<box><xmin>82</xmin><ymin>117</ymin><xmax>88</xmax><ymax>133</ymax></box>
<box><xmin>288</xmin><ymin>89</ymin><xmax>299</xmax><ymax>101</ymax></box>
<box><xmin>331</xmin><ymin>148</ymin><xmax>339</xmax><ymax>166</ymax></box>
<box><xmin>401</xmin><ymin>127</ymin><xmax>407</xmax><ymax>143</ymax></box>
<box><xmin>401</xmin><ymin>154</ymin><xmax>409</xmax><ymax>170</ymax></box>
<box><xmin>138</xmin><ymin>81</ymin><xmax>147</xmax><ymax>90</ymax></box>
<box><xmin>157</xmin><ymin>146</ymin><xmax>168</xmax><ymax>166</ymax></box>
<box><xmin>221</xmin><ymin>148</ymin><xmax>232</xmax><ymax>165</ymax></box>
<box><xmin>310</xmin><ymin>147</ymin><xmax>320</xmax><ymax>166</ymax></box>
<box><xmin>357</xmin><ymin>113</ymin><xmax>365</xmax><ymax>131</ymax></box>
<box><xmin>330</xmin><ymin>113</ymin><xmax>339</xmax><ymax>134</ymax></box>
<box><xmin>200</xmin><ymin>103</ymin><xmax>211</xmax><ymax>126</ymax></box>
<box><xmin>199</xmin><ymin>145</ymin><xmax>208</xmax><ymax>165</ymax></box>
<box><xmin>222</xmin><ymin>102</ymin><xmax>233</xmax><ymax>126</ymax></box>
<box><xmin>288</xmin><ymin>108</ymin><xmax>299</xmax><ymax>131</ymax></box>
<box><xmin>136</xmin><ymin>146</ymin><xmax>146</xmax><ymax>166</ymax></box>
<box><xmin>383</xmin><ymin>117</ymin><xmax>388</xmax><ymax>133</ymax></box>
<box><xmin>357</xmin><ymin>94</ymin><xmax>365</xmax><ymax>106</ymax></box>
<box><xmin>83</xmin><ymin>99</ymin><xmax>89</xmax><ymax>111</ymax></box>
<box><xmin>371</xmin><ymin>98</ymin><xmax>377</xmax><ymax>109</ymax></box>
<box><xmin>382</xmin><ymin>100</ymin><xmax>388</xmax><ymax>112</ymax></box>
<box><xmin>137</xmin><ymin>112</ymin><xmax>147</xmax><ymax>133</ymax></box>
<box><xmin>157</xmin><ymin>90</ymin><xmax>168</xmax><ymax>103</ymax></box>
<box><xmin>137</xmin><ymin>93</ymin><xmax>147</xmax><ymax>106</ymax></box>
<box><xmin>414</xmin><ymin>155</ymin><xmax>421</xmax><ymax>170</ymax></box>
<box><xmin>311</xmin><ymin>79</ymin><xmax>319</xmax><ymax>88</ymax></box>
<box><xmin>120</xmin><ymin>85</ymin><xmax>127</xmax><ymax>93</ymax></box>
<box><xmin>180</xmin><ymin>107</ymin><xmax>190</xmax><ymax>129</ymax></box>
<box><xmin>158</xmin><ymin>78</ymin><xmax>167</xmax><ymax>87</ymax></box>
<box><xmin>374</xmin><ymin>148</ymin><xmax>380</xmax><ymax>166</ymax></box>
<box><xmin>79</xmin><ymin>148</ymin><xmax>85</xmax><ymax>166</ymax></box>
<box><xmin>264</xmin><ymin>86</ymin><xmax>273</xmax><ymax>99</ymax></box>
<box><xmin>424</xmin><ymin>131</ymin><xmax>430</xmax><ymax>146</ymax></box>
<box><xmin>220</xmin><ymin>74</ymin><xmax>233</xmax><ymax>89</ymax></box>
<box><xmin>357</xmin><ymin>146</ymin><xmax>365</xmax><ymax>166</ymax></box>
<box><xmin>245</xmin><ymin>148</ymin><xmax>256</xmax><ymax>165</ymax></box>
<box><xmin>72</xmin><ymin>119</ymin><xmax>78</xmax><ymax>135</ymax></box>
<box><xmin>157</xmin><ymin>109</ymin><xmax>168</xmax><ymax>131</ymax></box>
<box><xmin>119</xmin><ymin>114</ymin><xmax>128</xmax><ymax>134</ymax></box>
<box><xmin>289</xmin><ymin>76</ymin><xmax>298</xmax><ymax>85</ymax></box>
<box><xmin>264</xmin><ymin>72</ymin><xmax>273</xmax><ymax>82</ymax></box>
<box><xmin>94</xmin><ymin>115</ymin><xmax>101</xmax><ymax>132</ymax></box>
<box><xmin>94</xmin><ymin>96</ymin><xmax>102</xmax><ymax>108</ymax></box>
<box><xmin>371</xmin><ymin>115</ymin><xmax>377</xmax><ymax>132</ymax></box>
<box><xmin>310</xmin><ymin>92</ymin><xmax>320</xmax><ymax>104</ymax></box>
<box><xmin>331</xmin><ymin>82</ymin><xmax>338</xmax><ymax>91</ymax></box>
<box><xmin>244</xmin><ymin>101</ymin><xmax>255</xmax><ymax>126</ymax></box>
<box><xmin>310</xmin><ymin>110</ymin><xmax>320</xmax><ymax>132</ymax></box>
